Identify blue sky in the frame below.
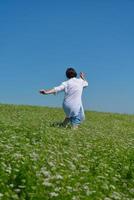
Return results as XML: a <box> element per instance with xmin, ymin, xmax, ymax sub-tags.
<box><xmin>0</xmin><ymin>0</ymin><xmax>134</xmax><ymax>114</ymax></box>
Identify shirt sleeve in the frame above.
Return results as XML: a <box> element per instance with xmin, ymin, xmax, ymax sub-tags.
<box><xmin>54</xmin><ymin>81</ymin><xmax>67</xmax><ymax>93</ymax></box>
<box><xmin>82</xmin><ymin>79</ymin><xmax>88</xmax><ymax>88</ymax></box>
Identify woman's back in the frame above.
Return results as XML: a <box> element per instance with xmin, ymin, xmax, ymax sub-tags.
<box><xmin>63</xmin><ymin>78</ymin><xmax>86</xmax><ymax>105</ymax></box>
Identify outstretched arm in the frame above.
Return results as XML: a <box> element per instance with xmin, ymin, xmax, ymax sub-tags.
<box><xmin>39</xmin><ymin>88</ymin><xmax>56</xmax><ymax>95</ymax></box>
<box><xmin>80</xmin><ymin>72</ymin><xmax>86</xmax><ymax>81</ymax></box>
<box><xmin>80</xmin><ymin>72</ymin><xmax>88</xmax><ymax>87</ymax></box>
<box><xmin>39</xmin><ymin>84</ymin><xmax>65</xmax><ymax>95</ymax></box>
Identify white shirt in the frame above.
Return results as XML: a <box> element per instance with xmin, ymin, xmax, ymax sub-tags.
<box><xmin>54</xmin><ymin>77</ymin><xmax>88</xmax><ymax>118</ymax></box>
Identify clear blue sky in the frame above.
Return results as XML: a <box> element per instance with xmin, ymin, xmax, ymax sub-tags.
<box><xmin>0</xmin><ymin>0</ymin><xmax>134</xmax><ymax>114</ymax></box>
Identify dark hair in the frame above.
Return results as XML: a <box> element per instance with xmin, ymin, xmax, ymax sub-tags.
<box><xmin>66</xmin><ymin>68</ymin><xmax>77</xmax><ymax>79</ymax></box>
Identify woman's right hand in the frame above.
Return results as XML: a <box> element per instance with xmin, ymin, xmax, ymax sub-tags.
<box><xmin>39</xmin><ymin>90</ymin><xmax>47</xmax><ymax>94</ymax></box>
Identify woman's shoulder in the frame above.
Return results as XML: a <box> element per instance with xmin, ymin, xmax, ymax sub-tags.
<box><xmin>61</xmin><ymin>80</ymin><xmax>68</xmax><ymax>87</ymax></box>
<box><xmin>64</xmin><ymin>77</ymin><xmax>82</xmax><ymax>85</ymax></box>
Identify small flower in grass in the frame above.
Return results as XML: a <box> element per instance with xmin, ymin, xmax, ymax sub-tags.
<box><xmin>0</xmin><ymin>193</ymin><xmax>3</xmax><ymax>198</ymax></box>
<box><xmin>60</xmin><ymin>163</ymin><xmax>65</xmax><ymax>167</ymax></box>
<box><xmin>30</xmin><ymin>152</ymin><xmax>39</xmax><ymax>161</ymax></box>
<box><xmin>48</xmin><ymin>161</ymin><xmax>55</xmax><ymax>167</ymax></box>
<box><xmin>129</xmin><ymin>188</ymin><xmax>134</xmax><ymax>194</ymax></box>
<box><xmin>111</xmin><ymin>192</ymin><xmax>121</xmax><ymax>200</ymax></box>
<box><xmin>9</xmin><ymin>184</ymin><xmax>14</xmax><ymax>188</ymax></box>
<box><xmin>54</xmin><ymin>187</ymin><xmax>61</xmax><ymax>192</ymax></box>
<box><xmin>41</xmin><ymin>168</ymin><xmax>51</xmax><ymax>177</ymax></box>
<box><xmin>83</xmin><ymin>185</ymin><xmax>89</xmax><ymax>190</ymax></box>
<box><xmin>69</xmin><ymin>163</ymin><xmax>76</xmax><ymax>170</ymax></box>
<box><xmin>83</xmin><ymin>185</ymin><xmax>91</xmax><ymax>196</ymax></box>
<box><xmin>14</xmin><ymin>188</ymin><xmax>21</xmax><ymax>193</ymax></box>
<box><xmin>67</xmin><ymin>186</ymin><xmax>73</xmax><ymax>192</ymax></box>
<box><xmin>14</xmin><ymin>153</ymin><xmax>23</xmax><ymax>159</ymax></box>
<box><xmin>11</xmin><ymin>194</ymin><xmax>19</xmax><ymax>200</ymax></box>
<box><xmin>50</xmin><ymin>192</ymin><xmax>59</xmax><ymax>197</ymax></box>
<box><xmin>5</xmin><ymin>165</ymin><xmax>12</xmax><ymax>174</ymax></box>
<box><xmin>55</xmin><ymin>174</ymin><xmax>63</xmax><ymax>180</ymax></box>
<box><xmin>72</xmin><ymin>196</ymin><xmax>79</xmax><ymax>200</ymax></box>
<box><xmin>86</xmin><ymin>190</ymin><xmax>91</xmax><ymax>196</ymax></box>
<box><xmin>18</xmin><ymin>185</ymin><xmax>26</xmax><ymax>189</ymax></box>
<box><xmin>43</xmin><ymin>181</ymin><xmax>53</xmax><ymax>187</ymax></box>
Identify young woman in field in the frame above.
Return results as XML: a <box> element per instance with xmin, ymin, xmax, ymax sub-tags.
<box><xmin>39</xmin><ymin>68</ymin><xmax>88</xmax><ymax>129</ymax></box>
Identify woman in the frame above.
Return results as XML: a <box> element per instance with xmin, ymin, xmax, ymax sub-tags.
<box><xmin>40</xmin><ymin>68</ymin><xmax>88</xmax><ymax>129</ymax></box>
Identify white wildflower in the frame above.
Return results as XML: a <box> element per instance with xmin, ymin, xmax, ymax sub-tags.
<box><xmin>69</xmin><ymin>163</ymin><xmax>76</xmax><ymax>170</ymax></box>
<box><xmin>54</xmin><ymin>187</ymin><xmax>61</xmax><ymax>192</ymax></box>
<box><xmin>48</xmin><ymin>161</ymin><xmax>55</xmax><ymax>167</ymax></box>
<box><xmin>43</xmin><ymin>181</ymin><xmax>53</xmax><ymax>187</ymax></box>
<box><xmin>55</xmin><ymin>174</ymin><xmax>63</xmax><ymax>180</ymax></box>
<box><xmin>129</xmin><ymin>188</ymin><xmax>134</xmax><ymax>194</ymax></box>
<box><xmin>72</xmin><ymin>196</ymin><xmax>79</xmax><ymax>200</ymax></box>
<box><xmin>10</xmin><ymin>184</ymin><xmax>14</xmax><ymax>188</ymax></box>
<box><xmin>14</xmin><ymin>153</ymin><xmax>23</xmax><ymax>159</ymax></box>
<box><xmin>18</xmin><ymin>185</ymin><xmax>26</xmax><ymax>189</ymax></box>
<box><xmin>30</xmin><ymin>152</ymin><xmax>39</xmax><ymax>161</ymax></box>
<box><xmin>41</xmin><ymin>169</ymin><xmax>51</xmax><ymax>177</ymax></box>
<box><xmin>14</xmin><ymin>188</ymin><xmax>21</xmax><ymax>193</ymax></box>
<box><xmin>5</xmin><ymin>166</ymin><xmax>12</xmax><ymax>174</ymax></box>
<box><xmin>11</xmin><ymin>194</ymin><xmax>19</xmax><ymax>199</ymax></box>
<box><xmin>111</xmin><ymin>192</ymin><xmax>121</xmax><ymax>200</ymax></box>
<box><xmin>0</xmin><ymin>193</ymin><xmax>3</xmax><ymax>198</ymax></box>
<box><xmin>67</xmin><ymin>186</ymin><xmax>73</xmax><ymax>192</ymax></box>
<box><xmin>83</xmin><ymin>185</ymin><xmax>89</xmax><ymax>190</ymax></box>
<box><xmin>50</xmin><ymin>192</ymin><xmax>59</xmax><ymax>197</ymax></box>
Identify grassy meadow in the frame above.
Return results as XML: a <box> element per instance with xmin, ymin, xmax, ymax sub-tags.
<box><xmin>0</xmin><ymin>104</ymin><xmax>134</xmax><ymax>200</ymax></box>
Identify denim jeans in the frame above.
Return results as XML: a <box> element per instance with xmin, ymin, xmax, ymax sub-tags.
<box><xmin>70</xmin><ymin>107</ymin><xmax>85</xmax><ymax>125</ymax></box>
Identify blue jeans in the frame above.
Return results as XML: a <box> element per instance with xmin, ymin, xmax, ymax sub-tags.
<box><xmin>70</xmin><ymin>107</ymin><xmax>85</xmax><ymax>125</ymax></box>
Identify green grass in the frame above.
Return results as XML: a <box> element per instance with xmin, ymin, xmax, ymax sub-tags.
<box><xmin>0</xmin><ymin>104</ymin><xmax>134</xmax><ymax>200</ymax></box>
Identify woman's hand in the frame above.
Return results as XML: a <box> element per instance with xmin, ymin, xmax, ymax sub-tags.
<box><xmin>39</xmin><ymin>90</ymin><xmax>48</xmax><ymax>95</ymax></box>
<box><xmin>80</xmin><ymin>72</ymin><xmax>85</xmax><ymax>80</ymax></box>
<box><xmin>39</xmin><ymin>88</ymin><xmax>56</xmax><ymax>95</ymax></box>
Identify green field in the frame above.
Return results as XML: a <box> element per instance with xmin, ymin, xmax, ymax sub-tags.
<box><xmin>0</xmin><ymin>104</ymin><xmax>134</xmax><ymax>200</ymax></box>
